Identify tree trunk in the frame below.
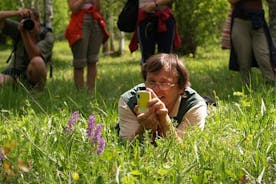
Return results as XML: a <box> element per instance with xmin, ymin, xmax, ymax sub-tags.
<box><xmin>108</xmin><ymin>2</ymin><xmax>115</xmax><ymax>54</ymax></box>
<box><xmin>19</xmin><ymin>0</ymin><xmax>25</xmax><ymax>7</ymax></box>
<box><xmin>118</xmin><ymin>31</ymin><xmax>125</xmax><ymax>56</ymax></box>
<box><xmin>102</xmin><ymin>10</ymin><xmax>109</xmax><ymax>55</ymax></box>
<box><xmin>44</xmin><ymin>0</ymin><xmax>53</xmax><ymax>29</ymax></box>
<box><xmin>269</xmin><ymin>3</ymin><xmax>276</xmax><ymax>45</ymax></box>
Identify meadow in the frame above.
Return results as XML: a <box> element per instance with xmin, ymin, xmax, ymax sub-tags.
<box><xmin>0</xmin><ymin>41</ymin><xmax>275</xmax><ymax>183</ymax></box>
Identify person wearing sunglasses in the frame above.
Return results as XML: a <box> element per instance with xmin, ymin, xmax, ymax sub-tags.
<box><xmin>117</xmin><ymin>53</ymin><xmax>208</xmax><ymax>141</ymax></box>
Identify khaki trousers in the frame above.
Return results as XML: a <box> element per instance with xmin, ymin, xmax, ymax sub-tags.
<box><xmin>231</xmin><ymin>18</ymin><xmax>275</xmax><ymax>84</ymax></box>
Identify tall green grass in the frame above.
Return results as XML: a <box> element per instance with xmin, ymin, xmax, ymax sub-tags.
<box><xmin>0</xmin><ymin>41</ymin><xmax>275</xmax><ymax>183</ymax></box>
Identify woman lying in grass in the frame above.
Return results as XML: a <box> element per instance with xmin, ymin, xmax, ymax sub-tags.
<box><xmin>117</xmin><ymin>53</ymin><xmax>208</xmax><ymax>141</ymax></box>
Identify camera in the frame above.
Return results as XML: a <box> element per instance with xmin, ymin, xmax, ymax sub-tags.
<box><xmin>22</xmin><ymin>17</ymin><xmax>34</xmax><ymax>30</ymax></box>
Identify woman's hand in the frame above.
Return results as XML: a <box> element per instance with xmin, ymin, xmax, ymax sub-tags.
<box><xmin>141</xmin><ymin>2</ymin><xmax>156</xmax><ymax>13</ymax></box>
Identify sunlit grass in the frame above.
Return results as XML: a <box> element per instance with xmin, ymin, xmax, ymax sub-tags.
<box><xmin>0</xmin><ymin>41</ymin><xmax>275</xmax><ymax>183</ymax></box>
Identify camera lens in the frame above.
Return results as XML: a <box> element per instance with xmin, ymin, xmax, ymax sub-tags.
<box><xmin>22</xmin><ymin>18</ymin><xmax>34</xmax><ymax>30</ymax></box>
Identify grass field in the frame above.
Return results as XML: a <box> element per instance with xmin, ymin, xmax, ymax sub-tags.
<box><xmin>0</xmin><ymin>41</ymin><xmax>275</xmax><ymax>183</ymax></box>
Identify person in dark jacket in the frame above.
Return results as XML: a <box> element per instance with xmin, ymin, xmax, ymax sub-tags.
<box><xmin>228</xmin><ymin>0</ymin><xmax>276</xmax><ymax>86</ymax></box>
<box><xmin>129</xmin><ymin>0</ymin><xmax>181</xmax><ymax>65</ymax></box>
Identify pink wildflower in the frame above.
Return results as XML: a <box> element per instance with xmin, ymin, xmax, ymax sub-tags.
<box><xmin>65</xmin><ymin>111</ymin><xmax>79</xmax><ymax>133</ymax></box>
<box><xmin>92</xmin><ymin>124</ymin><xmax>102</xmax><ymax>143</ymax></box>
<box><xmin>87</xmin><ymin>114</ymin><xmax>96</xmax><ymax>137</ymax></box>
<box><xmin>96</xmin><ymin>137</ymin><xmax>106</xmax><ymax>155</ymax></box>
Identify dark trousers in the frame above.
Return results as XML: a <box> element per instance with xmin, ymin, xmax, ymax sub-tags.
<box><xmin>138</xmin><ymin>15</ymin><xmax>175</xmax><ymax>64</ymax></box>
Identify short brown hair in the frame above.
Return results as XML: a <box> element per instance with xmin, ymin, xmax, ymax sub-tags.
<box><xmin>142</xmin><ymin>53</ymin><xmax>190</xmax><ymax>89</ymax></box>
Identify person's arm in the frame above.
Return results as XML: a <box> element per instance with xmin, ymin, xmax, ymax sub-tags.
<box><xmin>19</xmin><ymin>26</ymin><xmax>41</xmax><ymax>60</ymax></box>
<box><xmin>145</xmin><ymin>88</ymin><xmax>177</xmax><ymax>138</ymax></box>
<box><xmin>67</xmin><ymin>0</ymin><xmax>85</xmax><ymax>13</ymax></box>
<box><xmin>0</xmin><ymin>9</ymin><xmax>41</xmax><ymax>60</ymax></box>
<box><xmin>0</xmin><ymin>9</ymin><xmax>30</xmax><ymax>29</ymax></box>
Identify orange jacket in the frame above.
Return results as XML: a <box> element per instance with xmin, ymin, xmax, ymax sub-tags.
<box><xmin>65</xmin><ymin>6</ymin><xmax>109</xmax><ymax>47</ymax></box>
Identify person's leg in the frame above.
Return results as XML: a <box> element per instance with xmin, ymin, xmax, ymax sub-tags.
<box><xmin>71</xmin><ymin>39</ymin><xmax>86</xmax><ymax>90</ymax></box>
<box><xmin>87</xmin><ymin>18</ymin><xmax>104</xmax><ymax>94</ymax></box>
<box><xmin>231</xmin><ymin>18</ymin><xmax>253</xmax><ymax>85</ymax></box>
<box><xmin>87</xmin><ymin>63</ymin><xmax>97</xmax><ymax>93</ymax></box>
<box><xmin>138</xmin><ymin>17</ymin><xmax>157</xmax><ymax>64</ymax></box>
<box><xmin>252</xmin><ymin>28</ymin><xmax>275</xmax><ymax>84</ymax></box>
<box><xmin>26</xmin><ymin>56</ymin><xmax>47</xmax><ymax>89</ymax></box>
<box><xmin>71</xmin><ymin>20</ymin><xmax>89</xmax><ymax>91</ymax></box>
<box><xmin>157</xmin><ymin>16</ymin><xmax>174</xmax><ymax>53</ymax></box>
<box><xmin>74</xmin><ymin>68</ymin><xmax>84</xmax><ymax>90</ymax></box>
<box><xmin>0</xmin><ymin>73</ymin><xmax>15</xmax><ymax>86</ymax></box>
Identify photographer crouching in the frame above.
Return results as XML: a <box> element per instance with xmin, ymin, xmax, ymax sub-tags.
<box><xmin>0</xmin><ymin>8</ymin><xmax>54</xmax><ymax>89</ymax></box>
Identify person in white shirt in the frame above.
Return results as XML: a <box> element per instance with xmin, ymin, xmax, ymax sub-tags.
<box><xmin>117</xmin><ymin>53</ymin><xmax>208</xmax><ymax>141</ymax></box>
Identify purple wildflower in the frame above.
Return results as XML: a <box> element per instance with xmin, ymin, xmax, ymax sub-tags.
<box><xmin>92</xmin><ymin>124</ymin><xmax>102</xmax><ymax>143</ymax></box>
<box><xmin>96</xmin><ymin>137</ymin><xmax>106</xmax><ymax>155</ymax></box>
<box><xmin>85</xmin><ymin>114</ymin><xmax>106</xmax><ymax>155</ymax></box>
<box><xmin>66</xmin><ymin>111</ymin><xmax>79</xmax><ymax>133</ymax></box>
<box><xmin>87</xmin><ymin>114</ymin><xmax>96</xmax><ymax>137</ymax></box>
<box><xmin>0</xmin><ymin>149</ymin><xmax>4</xmax><ymax>161</ymax></box>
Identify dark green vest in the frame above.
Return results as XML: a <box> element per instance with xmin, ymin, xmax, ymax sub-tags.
<box><xmin>121</xmin><ymin>83</ymin><xmax>205</xmax><ymax>127</ymax></box>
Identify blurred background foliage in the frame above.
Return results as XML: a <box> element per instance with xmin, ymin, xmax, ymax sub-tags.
<box><xmin>1</xmin><ymin>0</ymin><xmax>274</xmax><ymax>56</ymax></box>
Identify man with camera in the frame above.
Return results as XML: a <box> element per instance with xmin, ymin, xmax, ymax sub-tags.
<box><xmin>0</xmin><ymin>8</ymin><xmax>54</xmax><ymax>89</ymax></box>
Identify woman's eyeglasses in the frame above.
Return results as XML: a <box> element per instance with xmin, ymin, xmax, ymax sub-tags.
<box><xmin>145</xmin><ymin>81</ymin><xmax>176</xmax><ymax>90</ymax></box>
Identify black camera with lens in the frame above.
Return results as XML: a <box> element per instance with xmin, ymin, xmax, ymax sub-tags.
<box><xmin>22</xmin><ymin>17</ymin><xmax>34</xmax><ymax>30</ymax></box>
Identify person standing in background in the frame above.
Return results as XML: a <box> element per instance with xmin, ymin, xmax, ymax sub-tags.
<box><xmin>65</xmin><ymin>0</ymin><xmax>109</xmax><ymax>94</ymax></box>
<box><xmin>129</xmin><ymin>0</ymin><xmax>181</xmax><ymax>65</ymax></box>
<box><xmin>228</xmin><ymin>0</ymin><xmax>276</xmax><ymax>87</ymax></box>
<box><xmin>268</xmin><ymin>0</ymin><xmax>276</xmax><ymax>44</ymax></box>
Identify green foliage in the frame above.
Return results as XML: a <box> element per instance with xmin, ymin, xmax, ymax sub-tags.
<box><xmin>0</xmin><ymin>41</ymin><xmax>275</xmax><ymax>183</ymax></box>
<box><xmin>0</xmin><ymin>0</ymin><xmax>232</xmax><ymax>53</ymax></box>
<box><xmin>0</xmin><ymin>1</ymin><xmax>18</xmax><ymax>10</ymax></box>
<box><xmin>52</xmin><ymin>0</ymin><xmax>69</xmax><ymax>40</ymax></box>
<box><xmin>174</xmin><ymin>0</ymin><xmax>230</xmax><ymax>55</ymax></box>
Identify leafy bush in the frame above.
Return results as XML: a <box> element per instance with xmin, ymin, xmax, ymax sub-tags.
<box><xmin>174</xmin><ymin>0</ymin><xmax>230</xmax><ymax>55</ymax></box>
